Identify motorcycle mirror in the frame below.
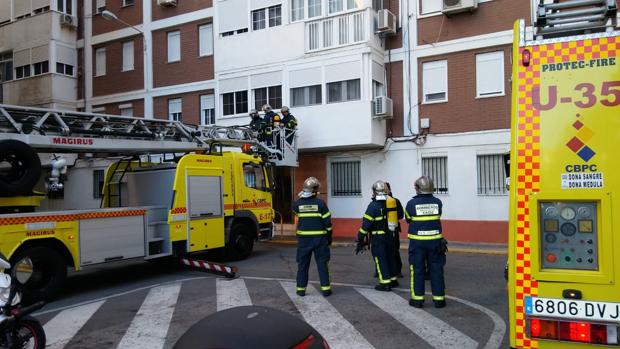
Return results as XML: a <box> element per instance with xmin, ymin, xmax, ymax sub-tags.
<box><xmin>13</xmin><ymin>258</ymin><xmax>34</xmax><ymax>285</ymax></box>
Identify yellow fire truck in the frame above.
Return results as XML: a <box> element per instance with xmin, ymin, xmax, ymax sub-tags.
<box><xmin>508</xmin><ymin>0</ymin><xmax>619</xmax><ymax>348</ymax></box>
<box><xmin>0</xmin><ymin>104</ymin><xmax>297</xmax><ymax>301</ymax></box>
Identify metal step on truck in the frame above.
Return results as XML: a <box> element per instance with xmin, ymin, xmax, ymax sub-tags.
<box><xmin>0</xmin><ymin>104</ymin><xmax>298</xmax><ymax>301</ymax></box>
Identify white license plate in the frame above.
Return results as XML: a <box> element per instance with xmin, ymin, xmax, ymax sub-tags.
<box><xmin>526</xmin><ymin>296</ymin><xmax>620</xmax><ymax>322</ymax></box>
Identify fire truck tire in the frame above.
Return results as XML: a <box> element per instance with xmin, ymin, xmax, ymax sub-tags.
<box><xmin>0</xmin><ymin>140</ymin><xmax>42</xmax><ymax>196</ymax></box>
<box><xmin>11</xmin><ymin>246</ymin><xmax>67</xmax><ymax>302</ymax></box>
<box><xmin>226</xmin><ymin>223</ymin><xmax>254</xmax><ymax>261</ymax></box>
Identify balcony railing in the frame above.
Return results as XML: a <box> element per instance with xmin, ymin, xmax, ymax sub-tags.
<box><xmin>305</xmin><ymin>8</ymin><xmax>372</xmax><ymax>52</ymax></box>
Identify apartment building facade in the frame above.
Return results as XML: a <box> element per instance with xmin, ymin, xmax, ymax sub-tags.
<box><xmin>0</xmin><ymin>0</ymin><xmax>548</xmax><ymax>243</ymax></box>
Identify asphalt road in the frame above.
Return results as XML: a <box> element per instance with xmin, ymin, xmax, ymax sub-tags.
<box><xmin>35</xmin><ymin>242</ymin><xmax>509</xmax><ymax>349</ymax></box>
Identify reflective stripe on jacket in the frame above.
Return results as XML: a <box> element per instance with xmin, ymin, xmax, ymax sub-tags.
<box><xmin>405</xmin><ymin>194</ymin><xmax>443</xmax><ymax>240</ymax></box>
<box><xmin>293</xmin><ymin>196</ymin><xmax>332</xmax><ymax>236</ymax></box>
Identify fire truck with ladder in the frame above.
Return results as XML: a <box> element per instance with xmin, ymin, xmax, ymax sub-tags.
<box><xmin>508</xmin><ymin>0</ymin><xmax>619</xmax><ymax>348</ymax></box>
<box><xmin>0</xmin><ymin>103</ymin><xmax>297</xmax><ymax>301</ymax></box>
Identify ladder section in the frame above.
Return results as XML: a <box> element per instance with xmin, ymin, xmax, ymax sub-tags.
<box><xmin>0</xmin><ymin>104</ymin><xmax>256</xmax><ymax>153</ymax></box>
<box><xmin>534</xmin><ymin>0</ymin><xmax>618</xmax><ymax>38</ymax></box>
<box><xmin>102</xmin><ymin>158</ymin><xmax>132</xmax><ymax>208</ymax></box>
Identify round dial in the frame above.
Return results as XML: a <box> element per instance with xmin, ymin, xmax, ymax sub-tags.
<box><xmin>545</xmin><ymin>206</ymin><xmax>559</xmax><ymax>217</ymax></box>
<box><xmin>561</xmin><ymin>222</ymin><xmax>577</xmax><ymax>236</ymax></box>
<box><xmin>560</xmin><ymin>207</ymin><xmax>576</xmax><ymax>220</ymax></box>
<box><xmin>578</xmin><ymin>206</ymin><xmax>592</xmax><ymax>218</ymax></box>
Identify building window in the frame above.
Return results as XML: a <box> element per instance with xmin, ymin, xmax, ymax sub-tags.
<box><xmin>168</xmin><ymin>98</ymin><xmax>182</xmax><ymax>121</ymax></box>
<box><xmin>96</xmin><ymin>0</ymin><xmax>106</xmax><ymax>13</ymax></box>
<box><xmin>199</xmin><ymin>24</ymin><xmax>214</xmax><ymax>57</ymax></box>
<box><xmin>33</xmin><ymin>61</ymin><xmax>49</xmax><ymax>75</ymax></box>
<box><xmin>167</xmin><ymin>31</ymin><xmax>181</xmax><ymax>63</ymax></box>
<box><xmin>56</xmin><ymin>62</ymin><xmax>74</xmax><ymax>76</ymax></box>
<box><xmin>420</xmin><ymin>0</ymin><xmax>442</xmax><ymax>15</ymax></box>
<box><xmin>15</xmin><ymin>65</ymin><xmax>31</xmax><ymax>79</ymax></box>
<box><xmin>291</xmin><ymin>0</ymin><xmax>321</xmax><ymax>21</ymax></box>
<box><xmin>252</xmin><ymin>5</ymin><xmax>282</xmax><ymax>31</ymax></box>
<box><xmin>477</xmin><ymin>154</ymin><xmax>508</xmax><ymax>195</ymax></box>
<box><xmin>122</xmin><ymin>41</ymin><xmax>134</xmax><ymax>72</ymax></box>
<box><xmin>291</xmin><ymin>85</ymin><xmax>321</xmax><ymax>107</ymax></box>
<box><xmin>308</xmin><ymin>12</ymin><xmax>365</xmax><ymax>50</ymax></box>
<box><xmin>373</xmin><ymin>80</ymin><xmax>385</xmax><ymax>98</ymax></box>
<box><xmin>476</xmin><ymin>51</ymin><xmax>505</xmax><ymax>98</ymax></box>
<box><xmin>328</xmin><ymin>0</ymin><xmax>358</xmax><ymax>14</ymax></box>
<box><xmin>0</xmin><ymin>52</ymin><xmax>13</xmax><ymax>82</ymax></box>
<box><xmin>253</xmin><ymin>85</ymin><xmax>282</xmax><ymax>111</ymax></box>
<box><xmin>331</xmin><ymin>161</ymin><xmax>361</xmax><ymax>196</ymax></box>
<box><xmin>58</xmin><ymin>0</ymin><xmax>73</xmax><ymax>14</ymax></box>
<box><xmin>327</xmin><ymin>79</ymin><xmax>360</xmax><ymax>103</ymax></box>
<box><xmin>119</xmin><ymin>105</ymin><xmax>133</xmax><ymax>116</ymax></box>
<box><xmin>222</xmin><ymin>91</ymin><xmax>248</xmax><ymax>116</ymax></box>
<box><xmin>95</xmin><ymin>47</ymin><xmax>106</xmax><ymax>76</ymax></box>
<box><xmin>221</xmin><ymin>31</ymin><xmax>234</xmax><ymax>37</ymax></box>
<box><xmin>123</xmin><ymin>0</ymin><xmax>134</xmax><ymax>6</ymax></box>
<box><xmin>422</xmin><ymin>156</ymin><xmax>448</xmax><ymax>194</ymax></box>
<box><xmin>200</xmin><ymin>94</ymin><xmax>216</xmax><ymax>125</ymax></box>
<box><xmin>93</xmin><ymin>169</ymin><xmax>105</xmax><ymax>199</ymax></box>
<box><xmin>422</xmin><ymin>60</ymin><xmax>447</xmax><ymax>103</ymax></box>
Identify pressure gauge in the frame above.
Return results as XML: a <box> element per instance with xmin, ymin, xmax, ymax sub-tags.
<box><xmin>560</xmin><ymin>207</ymin><xmax>576</xmax><ymax>220</ymax></box>
<box><xmin>578</xmin><ymin>206</ymin><xmax>592</xmax><ymax>218</ymax></box>
<box><xmin>545</xmin><ymin>206</ymin><xmax>559</xmax><ymax>217</ymax></box>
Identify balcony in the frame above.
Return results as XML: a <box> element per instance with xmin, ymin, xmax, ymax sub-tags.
<box><xmin>305</xmin><ymin>8</ymin><xmax>380</xmax><ymax>53</ymax></box>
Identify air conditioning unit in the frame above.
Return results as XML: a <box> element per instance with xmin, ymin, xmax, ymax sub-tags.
<box><xmin>157</xmin><ymin>0</ymin><xmax>177</xmax><ymax>6</ymax></box>
<box><xmin>442</xmin><ymin>0</ymin><xmax>478</xmax><ymax>15</ymax></box>
<box><xmin>59</xmin><ymin>14</ymin><xmax>76</xmax><ymax>28</ymax></box>
<box><xmin>376</xmin><ymin>9</ymin><xmax>397</xmax><ymax>35</ymax></box>
<box><xmin>373</xmin><ymin>96</ymin><xmax>393</xmax><ymax>119</ymax></box>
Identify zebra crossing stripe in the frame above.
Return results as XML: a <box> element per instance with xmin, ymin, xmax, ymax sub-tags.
<box><xmin>355</xmin><ymin>288</ymin><xmax>478</xmax><ymax>349</ymax></box>
<box><xmin>280</xmin><ymin>281</ymin><xmax>374</xmax><ymax>349</ymax></box>
<box><xmin>116</xmin><ymin>283</ymin><xmax>181</xmax><ymax>349</ymax></box>
<box><xmin>216</xmin><ymin>278</ymin><xmax>252</xmax><ymax>311</ymax></box>
<box><xmin>43</xmin><ymin>300</ymin><xmax>104</xmax><ymax>349</ymax></box>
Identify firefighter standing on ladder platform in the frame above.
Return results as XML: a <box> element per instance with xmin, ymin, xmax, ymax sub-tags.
<box><xmin>405</xmin><ymin>176</ymin><xmax>447</xmax><ymax>308</ymax></box>
<box><xmin>293</xmin><ymin>177</ymin><xmax>333</xmax><ymax>297</ymax></box>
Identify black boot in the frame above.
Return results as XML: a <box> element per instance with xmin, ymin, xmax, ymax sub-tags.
<box><xmin>374</xmin><ymin>284</ymin><xmax>391</xmax><ymax>292</ymax></box>
<box><xmin>390</xmin><ymin>280</ymin><xmax>399</xmax><ymax>288</ymax></box>
<box><xmin>409</xmin><ymin>299</ymin><xmax>424</xmax><ymax>308</ymax></box>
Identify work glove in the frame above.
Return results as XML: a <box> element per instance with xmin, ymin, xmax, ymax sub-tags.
<box><xmin>355</xmin><ymin>240</ymin><xmax>367</xmax><ymax>255</ymax></box>
<box><xmin>440</xmin><ymin>238</ymin><xmax>449</xmax><ymax>255</ymax></box>
<box><xmin>327</xmin><ymin>232</ymin><xmax>333</xmax><ymax>246</ymax></box>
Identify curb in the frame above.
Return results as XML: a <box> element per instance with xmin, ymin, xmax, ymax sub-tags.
<box><xmin>266</xmin><ymin>239</ymin><xmax>507</xmax><ymax>255</ymax></box>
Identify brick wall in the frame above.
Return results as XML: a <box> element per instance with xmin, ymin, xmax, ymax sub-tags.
<box><xmin>386</xmin><ymin>61</ymin><xmax>403</xmax><ymax>137</ymax></box>
<box><xmin>417</xmin><ymin>45</ymin><xmax>511</xmax><ymax>134</ymax></box>
<box><xmin>93</xmin><ymin>35</ymin><xmax>144</xmax><ymax>96</ymax></box>
<box><xmin>385</xmin><ymin>0</ymin><xmax>402</xmax><ymax>50</ymax></box>
<box><xmin>152</xmin><ymin>19</ymin><xmax>214</xmax><ymax>88</ymax></box>
<box><xmin>295</xmin><ymin>153</ymin><xmax>328</xmax><ymax>204</ymax></box>
<box><xmin>153</xmin><ymin>89</ymin><xmax>215</xmax><ymax>124</ymax></box>
<box><xmin>92</xmin><ymin>0</ymin><xmax>143</xmax><ymax>36</ymax></box>
<box><xmin>152</xmin><ymin>0</ymin><xmax>212</xmax><ymax>21</ymax></box>
<box><xmin>417</xmin><ymin>0</ymin><xmax>530</xmax><ymax>45</ymax></box>
<box><xmin>93</xmin><ymin>99</ymin><xmax>145</xmax><ymax>117</ymax></box>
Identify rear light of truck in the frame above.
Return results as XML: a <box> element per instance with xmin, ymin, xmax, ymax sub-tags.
<box><xmin>522</xmin><ymin>49</ymin><xmax>531</xmax><ymax>66</ymax></box>
<box><xmin>528</xmin><ymin>317</ymin><xmax>619</xmax><ymax>345</ymax></box>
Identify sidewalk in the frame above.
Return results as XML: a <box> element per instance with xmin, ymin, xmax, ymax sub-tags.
<box><xmin>268</xmin><ymin>235</ymin><xmax>507</xmax><ymax>255</ymax></box>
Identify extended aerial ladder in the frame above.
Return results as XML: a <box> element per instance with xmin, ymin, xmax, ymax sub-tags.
<box><xmin>533</xmin><ymin>0</ymin><xmax>617</xmax><ymax>38</ymax></box>
<box><xmin>0</xmin><ymin>103</ymin><xmax>298</xmax><ymax>165</ymax></box>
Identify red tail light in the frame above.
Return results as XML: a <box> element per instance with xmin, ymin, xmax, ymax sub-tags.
<box><xmin>292</xmin><ymin>334</ymin><xmax>315</xmax><ymax>349</ymax></box>
<box><xmin>528</xmin><ymin>317</ymin><xmax>619</xmax><ymax>345</ymax></box>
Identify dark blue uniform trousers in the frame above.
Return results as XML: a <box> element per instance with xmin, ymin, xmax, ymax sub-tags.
<box><xmin>371</xmin><ymin>234</ymin><xmax>396</xmax><ymax>284</ymax></box>
<box><xmin>408</xmin><ymin>239</ymin><xmax>445</xmax><ymax>300</ymax></box>
<box><xmin>296</xmin><ymin>235</ymin><xmax>330</xmax><ymax>289</ymax></box>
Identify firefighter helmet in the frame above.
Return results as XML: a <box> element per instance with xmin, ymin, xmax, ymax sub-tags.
<box><xmin>281</xmin><ymin>106</ymin><xmax>290</xmax><ymax>113</ymax></box>
<box><xmin>372</xmin><ymin>180</ymin><xmax>387</xmax><ymax>198</ymax></box>
<box><xmin>299</xmin><ymin>177</ymin><xmax>320</xmax><ymax>198</ymax></box>
<box><xmin>415</xmin><ymin>176</ymin><xmax>434</xmax><ymax>194</ymax></box>
<box><xmin>262</xmin><ymin>104</ymin><xmax>272</xmax><ymax>112</ymax></box>
<box><xmin>249</xmin><ymin>109</ymin><xmax>259</xmax><ymax>118</ymax></box>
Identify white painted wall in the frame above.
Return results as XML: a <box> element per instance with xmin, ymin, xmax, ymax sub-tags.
<box><xmin>327</xmin><ymin>130</ymin><xmax>511</xmax><ymax>221</ymax></box>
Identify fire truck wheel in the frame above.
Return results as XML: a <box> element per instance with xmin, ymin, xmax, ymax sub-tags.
<box><xmin>11</xmin><ymin>246</ymin><xmax>67</xmax><ymax>302</ymax></box>
<box><xmin>226</xmin><ymin>223</ymin><xmax>255</xmax><ymax>261</ymax></box>
<box><xmin>0</xmin><ymin>140</ymin><xmax>42</xmax><ymax>196</ymax></box>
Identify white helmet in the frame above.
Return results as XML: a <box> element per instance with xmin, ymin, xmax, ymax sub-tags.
<box><xmin>249</xmin><ymin>109</ymin><xmax>258</xmax><ymax>117</ymax></box>
<box><xmin>372</xmin><ymin>180</ymin><xmax>387</xmax><ymax>200</ymax></box>
<box><xmin>262</xmin><ymin>104</ymin><xmax>272</xmax><ymax>112</ymax></box>
<box><xmin>415</xmin><ymin>176</ymin><xmax>434</xmax><ymax>194</ymax></box>
<box><xmin>281</xmin><ymin>106</ymin><xmax>290</xmax><ymax>113</ymax></box>
<box><xmin>298</xmin><ymin>177</ymin><xmax>320</xmax><ymax>198</ymax></box>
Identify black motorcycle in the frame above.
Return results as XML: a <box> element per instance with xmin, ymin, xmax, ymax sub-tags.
<box><xmin>0</xmin><ymin>254</ymin><xmax>46</xmax><ymax>349</ymax></box>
